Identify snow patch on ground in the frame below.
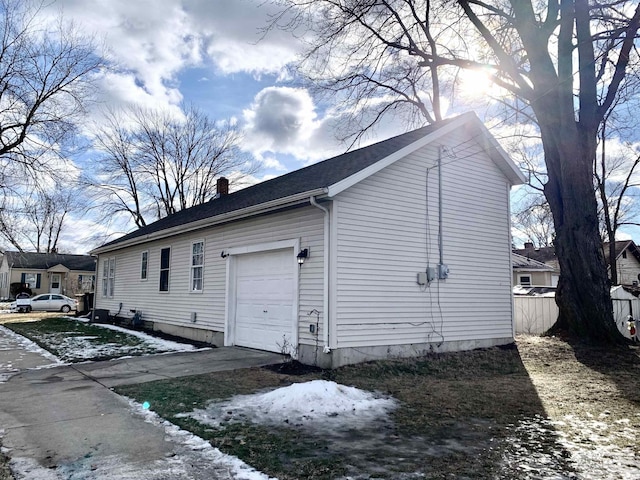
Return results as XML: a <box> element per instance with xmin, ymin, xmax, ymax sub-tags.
<box><xmin>128</xmin><ymin>399</ymin><xmax>276</xmax><ymax>480</ymax></box>
<box><xmin>178</xmin><ymin>379</ymin><xmax>397</xmax><ymax>433</ymax></box>
<box><xmin>0</xmin><ymin>325</ymin><xmax>61</xmax><ymax>362</ymax></box>
<box><xmin>24</xmin><ymin>319</ymin><xmax>205</xmax><ymax>362</ymax></box>
<box><xmin>502</xmin><ymin>413</ymin><xmax>639</xmax><ymax>479</ymax></box>
<box><xmin>1</xmin><ymin>403</ymin><xmax>277</xmax><ymax>480</ymax></box>
<box><xmin>0</xmin><ymin>325</ymin><xmax>63</xmax><ymax>382</ymax></box>
<box><xmin>88</xmin><ymin>322</ymin><xmax>203</xmax><ymax>353</ymax></box>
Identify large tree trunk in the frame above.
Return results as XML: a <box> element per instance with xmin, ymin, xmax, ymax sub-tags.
<box><xmin>538</xmin><ymin>115</ymin><xmax>619</xmax><ymax>342</ymax></box>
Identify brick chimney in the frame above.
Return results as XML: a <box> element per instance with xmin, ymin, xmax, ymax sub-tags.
<box><xmin>216</xmin><ymin>177</ymin><xmax>229</xmax><ymax>196</ymax></box>
<box><xmin>524</xmin><ymin>241</ymin><xmax>534</xmax><ymax>250</ymax></box>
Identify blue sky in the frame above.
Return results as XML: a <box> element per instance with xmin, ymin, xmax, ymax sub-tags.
<box><xmin>34</xmin><ymin>0</ymin><xmax>639</xmax><ymax>252</ymax></box>
<box><xmin>34</xmin><ymin>0</ymin><xmax>367</xmax><ymax>251</ymax></box>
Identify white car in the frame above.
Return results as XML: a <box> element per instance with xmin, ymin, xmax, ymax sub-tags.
<box><xmin>11</xmin><ymin>294</ymin><xmax>77</xmax><ymax>313</ymax></box>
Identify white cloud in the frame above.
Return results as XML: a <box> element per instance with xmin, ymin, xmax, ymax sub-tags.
<box><xmin>40</xmin><ymin>0</ymin><xmax>301</xmax><ymax>114</ymax></box>
<box><xmin>242</xmin><ymin>86</ymin><xmax>343</xmax><ymax>163</ymax></box>
<box><xmin>187</xmin><ymin>0</ymin><xmax>302</xmax><ymax>75</ymax></box>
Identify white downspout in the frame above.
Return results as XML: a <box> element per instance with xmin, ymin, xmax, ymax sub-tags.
<box><xmin>310</xmin><ymin>196</ymin><xmax>331</xmax><ymax>353</ymax></box>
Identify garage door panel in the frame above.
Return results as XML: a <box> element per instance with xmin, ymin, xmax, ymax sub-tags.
<box><xmin>233</xmin><ymin>248</ymin><xmax>296</xmax><ymax>353</ymax></box>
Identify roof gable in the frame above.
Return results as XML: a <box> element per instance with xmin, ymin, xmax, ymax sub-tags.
<box><xmin>604</xmin><ymin>240</ymin><xmax>640</xmax><ymax>263</ymax></box>
<box><xmin>93</xmin><ymin>112</ymin><xmax>525</xmax><ymax>254</ymax></box>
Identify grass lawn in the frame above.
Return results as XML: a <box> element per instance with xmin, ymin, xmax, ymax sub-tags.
<box><xmin>3</xmin><ymin>317</ymin><xmax>191</xmax><ymax>362</ymax></box>
<box><xmin>116</xmin><ymin>336</ymin><xmax>640</xmax><ymax>479</ymax></box>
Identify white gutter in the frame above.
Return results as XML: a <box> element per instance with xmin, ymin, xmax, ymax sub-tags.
<box><xmin>91</xmin><ymin>188</ymin><xmax>328</xmax><ymax>255</ymax></box>
<box><xmin>310</xmin><ymin>196</ymin><xmax>331</xmax><ymax>353</ymax></box>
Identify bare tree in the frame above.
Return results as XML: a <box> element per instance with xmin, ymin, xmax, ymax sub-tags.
<box><xmin>87</xmin><ymin>105</ymin><xmax>259</xmax><ymax>229</ymax></box>
<box><xmin>513</xmin><ymin>196</ymin><xmax>555</xmax><ymax>248</ymax></box>
<box><xmin>595</xmin><ymin>122</ymin><xmax>640</xmax><ymax>285</ymax></box>
<box><xmin>272</xmin><ymin>0</ymin><xmax>640</xmax><ymax>342</ymax></box>
<box><xmin>0</xmin><ymin>182</ymin><xmax>80</xmax><ymax>252</ymax></box>
<box><xmin>0</xmin><ymin>0</ymin><xmax>102</xmax><ymax>183</ymax></box>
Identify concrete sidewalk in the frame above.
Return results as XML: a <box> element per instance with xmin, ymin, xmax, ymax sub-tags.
<box><xmin>0</xmin><ymin>329</ymin><xmax>284</xmax><ymax>479</ymax></box>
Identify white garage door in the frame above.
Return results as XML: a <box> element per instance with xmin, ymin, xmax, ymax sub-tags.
<box><xmin>234</xmin><ymin>248</ymin><xmax>296</xmax><ymax>353</ymax></box>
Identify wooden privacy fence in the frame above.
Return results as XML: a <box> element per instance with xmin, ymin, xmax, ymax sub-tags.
<box><xmin>513</xmin><ymin>295</ymin><xmax>639</xmax><ymax>337</ymax></box>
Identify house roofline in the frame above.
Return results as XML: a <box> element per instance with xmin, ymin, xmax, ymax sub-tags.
<box><xmin>328</xmin><ymin>112</ymin><xmax>525</xmax><ymax>197</ymax></box>
<box><xmin>90</xmin><ymin>188</ymin><xmax>329</xmax><ymax>255</ymax></box>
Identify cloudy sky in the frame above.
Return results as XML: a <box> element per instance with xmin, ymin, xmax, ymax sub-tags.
<box><xmin>31</xmin><ymin>0</ymin><xmax>421</xmax><ymax>252</ymax></box>
<box><xmin>46</xmin><ymin>0</ymin><xmax>355</xmax><ymax>166</ymax></box>
<box><xmin>30</xmin><ymin>0</ymin><xmax>639</xmax><ymax>252</ymax></box>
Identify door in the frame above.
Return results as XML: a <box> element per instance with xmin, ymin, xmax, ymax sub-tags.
<box><xmin>50</xmin><ymin>274</ymin><xmax>61</xmax><ymax>294</ymax></box>
<box><xmin>233</xmin><ymin>249</ymin><xmax>296</xmax><ymax>353</ymax></box>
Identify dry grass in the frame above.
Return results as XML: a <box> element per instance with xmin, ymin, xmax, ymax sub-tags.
<box><xmin>2</xmin><ymin>331</ymin><xmax>638</xmax><ymax>479</ymax></box>
<box><xmin>116</xmin><ymin>336</ymin><xmax>640</xmax><ymax>479</ymax></box>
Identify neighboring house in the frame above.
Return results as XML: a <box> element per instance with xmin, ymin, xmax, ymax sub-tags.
<box><xmin>0</xmin><ymin>251</ymin><xmax>96</xmax><ymax>300</ymax></box>
<box><xmin>513</xmin><ymin>242</ymin><xmax>560</xmax><ymax>287</ymax></box>
<box><xmin>513</xmin><ymin>240</ymin><xmax>640</xmax><ymax>286</ymax></box>
<box><xmin>605</xmin><ymin>240</ymin><xmax>640</xmax><ymax>286</ymax></box>
<box><xmin>512</xmin><ymin>252</ymin><xmax>557</xmax><ymax>287</ymax></box>
<box><xmin>90</xmin><ymin>112</ymin><xmax>526</xmax><ymax>368</ymax></box>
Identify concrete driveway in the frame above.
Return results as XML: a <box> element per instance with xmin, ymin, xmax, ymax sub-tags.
<box><xmin>0</xmin><ymin>327</ymin><xmax>283</xmax><ymax>479</ymax></box>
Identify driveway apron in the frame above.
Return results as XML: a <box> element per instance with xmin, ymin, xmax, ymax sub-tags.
<box><xmin>0</xmin><ymin>328</ymin><xmax>283</xmax><ymax>479</ymax></box>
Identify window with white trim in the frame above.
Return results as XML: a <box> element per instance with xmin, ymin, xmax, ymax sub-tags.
<box><xmin>78</xmin><ymin>275</ymin><xmax>95</xmax><ymax>292</ymax></box>
<box><xmin>519</xmin><ymin>275</ymin><xmax>532</xmax><ymax>287</ymax></box>
<box><xmin>102</xmin><ymin>258</ymin><xmax>115</xmax><ymax>297</ymax></box>
<box><xmin>24</xmin><ymin>273</ymin><xmax>38</xmax><ymax>289</ymax></box>
<box><xmin>191</xmin><ymin>241</ymin><xmax>204</xmax><ymax>292</ymax></box>
<box><xmin>141</xmin><ymin>251</ymin><xmax>148</xmax><ymax>280</ymax></box>
<box><xmin>159</xmin><ymin>247</ymin><xmax>171</xmax><ymax>292</ymax></box>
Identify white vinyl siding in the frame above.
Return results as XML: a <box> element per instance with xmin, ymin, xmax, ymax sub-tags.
<box><xmin>334</xmin><ymin>129</ymin><xmax>513</xmax><ymax>348</ymax></box>
<box><xmin>94</xmin><ymin>206</ymin><xmax>324</xmax><ymax>346</ymax></box>
<box><xmin>615</xmin><ymin>251</ymin><xmax>640</xmax><ymax>285</ymax></box>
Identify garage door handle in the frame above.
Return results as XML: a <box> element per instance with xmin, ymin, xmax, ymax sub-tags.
<box><xmin>263</xmin><ymin>310</ymin><xmax>267</xmax><ymax>313</ymax></box>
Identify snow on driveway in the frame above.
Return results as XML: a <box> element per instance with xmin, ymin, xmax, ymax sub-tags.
<box><xmin>3</xmin><ymin>400</ymin><xmax>277</xmax><ymax>480</ymax></box>
<box><xmin>0</xmin><ymin>325</ymin><xmax>63</xmax><ymax>382</ymax></box>
<box><xmin>0</xmin><ymin>365</ymin><xmax>395</xmax><ymax>479</ymax></box>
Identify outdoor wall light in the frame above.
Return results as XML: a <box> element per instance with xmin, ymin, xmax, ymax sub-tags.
<box><xmin>297</xmin><ymin>248</ymin><xmax>309</xmax><ymax>266</ymax></box>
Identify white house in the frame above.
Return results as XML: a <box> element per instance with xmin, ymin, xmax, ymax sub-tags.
<box><xmin>90</xmin><ymin>112</ymin><xmax>526</xmax><ymax>368</ymax></box>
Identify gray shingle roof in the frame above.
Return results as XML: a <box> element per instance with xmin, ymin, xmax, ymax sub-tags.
<box><xmin>511</xmin><ymin>252</ymin><xmax>554</xmax><ymax>270</ymax></box>
<box><xmin>98</xmin><ymin>116</ymin><xmax>462</xmax><ymax>250</ymax></box>
<box><xmin>514</xmin><ymin>241</ymin><xmax>640</xmax><ymax>265</ymax></box>
<box><xmin>2</xmin><ymin>252</ymin><xmax>96</xmax><ymax>271</ymax></box>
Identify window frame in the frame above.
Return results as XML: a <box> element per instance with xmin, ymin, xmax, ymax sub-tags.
<box><xmin>24</xmin><ymin>273</ymin><xmax>38</xmax><ymax>289</ymax></box>
<box><xmin>190</xmin><ymin>240</ymin><xmax>204</xmax><ymax>293</ymax></box>
<box><xmin>159</xmin><ymin>247</ymin><xmax>171</xmax><ymax>292</ymax></box>
<box><xmin>140</xmin><ymin>251</ymin><xmax>148</xmax><ymax>281</ymax></box>
<box><xmin>78</xmin><ymin>274</ymin><xmax>95</xmax><ymax>292</ymax></box>
<box><xmin>102</xmin><ymin>258</ymin><xmax>115</xmax><ymax>297</ymax></box>
<box><xmin>518</xmin><ymin>274</ymin><xmax>532</xmax><ymax>287</ymax></box>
